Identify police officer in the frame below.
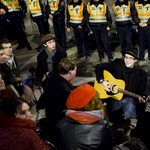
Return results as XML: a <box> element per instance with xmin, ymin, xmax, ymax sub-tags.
<box><xmin>113</xmin><ymin>0</ymin><xmax>133</xmax><ymax>52</ymax></box>
<box><xmin>27</xmin><ymin>0</ymin><xmax>50</xmax><ymax>36</ymax></box>
<box><xmin>48</xmin><ymin>0</ymin><xmax>67</xmax><ymax>51</ymax></box>
<box><xmin>132</xmin><ymin>0</ymin><xmax>150</xmax><ymax>61</ymax></box>
<box><xmin>1</xmin><ymin>0</ymin><xmax>32</xmax><ymax>50</ymax></box>
<box><xmin>87</xmin><ymin>0</ymin><xmax>113</xmax><ymax>62</ymax></box>
<box><xmin>67</xmin><ymin>0</ymin><xmax>90</xmax><ymax>59</ymax></box>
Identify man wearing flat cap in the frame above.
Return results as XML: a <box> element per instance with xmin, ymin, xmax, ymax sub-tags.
<box><xmin>95</xmin><ymin>46</ymin><xmax>147</xmax><ymax>120</ymax></box>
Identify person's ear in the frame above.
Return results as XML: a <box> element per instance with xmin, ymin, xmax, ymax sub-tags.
<box><xmin>43</xmin><ymin>44</ymin><xmax>47</xmax><ymax>47</ymax></box>
<box><xmin>68</xmin><ymin>70</ymin><xmax>72</xmax><ymax>75</ymax></box>
<box><xmin>134</xmin><ymin>59</ymin><xmax>137</xmax><ymax>63</ymax></box>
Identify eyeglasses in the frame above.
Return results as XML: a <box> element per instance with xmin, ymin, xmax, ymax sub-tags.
<box><xmin>124</xmin><ymin>56</ymin><xmax>135</xmax><ymax>61</ymax></box>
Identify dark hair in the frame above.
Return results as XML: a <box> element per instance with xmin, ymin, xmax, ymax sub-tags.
<box><xmin>0</xmin><ymin>45</ymin><xmax>4</xmax><ymax>50</ymax></box>
<box><xmin>0</xmin><ymin>38</ymin><xmax>11</xmax><ymax>45</ymax></box>
<box><xmin>123</xmin><ymin>138</ymin><xmax>147</xmax><ymax>150</ymax></box>
<box><xmin>58</xmin><ymin>58</ymin><xmax>76</xmax><ymax>75</ymax></box>
<box><xmin>0</xmin><ymin>97</ymin><xmax>29</xmax><ymax>117</ymax></box>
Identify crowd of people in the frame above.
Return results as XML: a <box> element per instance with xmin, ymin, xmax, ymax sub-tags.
<box><xmin>0</xmin><ymin>0</ymin><xmax>150</xmax><ymax>149</ymax></box>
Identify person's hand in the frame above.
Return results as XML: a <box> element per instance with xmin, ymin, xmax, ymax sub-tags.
<box><xmin>106</xmin><ymin>27</ymin><xmax>110</xmax><ymax>31</ymax></box>
<box><xmin>143</xmin><ymin>23</ymin><xmax>147</xmax><ymax>27</ymax></box>
<box><xmin>139</xmin><ymin>96</ymin><xmax>146</xmax><ymax>103</ymax></box>
<box><xmin>67</xmin><ymin>28</ymin><xmax>71</xmax><ymax>32</ymax></box>
<box><xmin>23</xmin><ymin>84</ymin><xmax>32</xmax><ymax>95</ymax></box>
<box><xmin>33</xmin><ymin>84</ymin><xmax>40</xmax><ymax>90</ymax></box>
<box><xmin>49</xmin><ymin>14</ymin><xmax>53</xmax><ymax>19</ymax></box>
<box><xmin>0</xmin><ymin>9</ymin><xmax>6</xmax><ymax>15</ymax></box>
<box><xmin>90</xmin><ymin>31</ymin><xmax>93</xmax><ymax>34</ymax></box>
<box><xmin>78</xmin><ymin>25</ymin><xmax>82</xmax><ymax>29</ymax></box>
<box><xmin>139</xmin><ymin>22</ymin><xmax>145</xmax><ymax>27</ymax></box>
<box><xmin>101</xmin><ymin>81</ymin><xmax>112</xmax><ymax>92</ymax></box>
<box><xmin>46</xmin><ymin>72</ymin><xmax>49</xmax><ymax>77</ymax></box>
<box><xmin>129</xmin><ymin>124</ymin><xmax>136</xmax><ymax>130</ymax></box>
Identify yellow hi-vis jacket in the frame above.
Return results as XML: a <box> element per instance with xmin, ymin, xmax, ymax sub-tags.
<box><xmin>1</xmin><ymin>0</ymin><xmax>21</xmax><ymax>12</ymax></box>
<box><xmin>49</xmin><ymin>0</ymin><xmax>59</xmax><ymax>14</ymax></box>
<box><xmin>27</xmin><ymin>0</ymin><xmax>42</xmax><ymax>17</ymax></box>
<box><xmin>87</xmin><ymin>2</ymin><xmax>107</xmax><ymax>23</ymax></box>
<box><xmin>135</xmin><ymin>1</ymin><xmax>150</xmax><ymax>23</ymax></box>
<box><xmin>112</xmin><ymin>1</ymin><xmax>131</xmax><ymax>22</ymax></box>
<box><xmin>68</xmin><ymin>2</ymin><xmax>84</xmax><ymax>24</ymax></box>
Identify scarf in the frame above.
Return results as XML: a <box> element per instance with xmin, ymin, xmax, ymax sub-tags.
<box><xmin>66</xmin><ymin>109</ymin><xmax>104</xmax><ymax>124</ymax></box>
<box><xmin>0</xmin><ymin>113</ymin><xmax>36</xmax><ymax>130</ymax></box>
<box><xmin>45</xmin><ymin>48</ymin><xmax>56</xmax><ymax>72</ymax></box>
<box><xmin>5</xmin><ymin>54</ymin><xmax>17</xmax><ymax>70</ymax></box>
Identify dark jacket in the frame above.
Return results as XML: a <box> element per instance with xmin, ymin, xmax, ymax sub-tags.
<box><xmin>0</xmin><ymin>56</ymin><xmax>20</xmax><ymax>84</ymax></box>
<box><xmin>0</xmin><ymin>2</ymin><xmax>8</xmax><ymax>22</ymax></box>
<box><xmin>55</xmin><ymin>116</ymin><xmax>115</xmax><ymax>150</ymax></box>
<box><xmin>35</xmin><ymin>48</ymin><xmax>67</xmax><ymax>86</ymax></box>
<box><xmin>67</xmin><ymin>0</ymin><xmax>88</xmax><ymax>28</ymax></box>
<box><xmin>130</xmin><ymin>112</ymin><xmax>150</xmax><ymax>150</ymax></box>
<box><xmin>47</xmin><ymin>0</ymin><xmax>65</xmax><ymax>19</ymax></box>
<box><xmin>95</xmin><ymin>58</ymin><xmax>147</xmax><ymax>97</ymax></box>
<box><xmin>114</xmin><ymin>0</ymin><xmax>133</xmax><ymax>26</ymax></box>
<box><xmin>87</xmin><ymin>0</ymin><xmax>112</xmax><ymax>27</ymax></box>
<box><xmin>131</xmin><ymin>0</ymin><xmax>150</xmax><ymax>26</ymax></box>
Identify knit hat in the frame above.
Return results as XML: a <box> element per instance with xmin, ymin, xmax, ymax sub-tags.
<box><xmin>121</xmin><ymin>45</ymin><xmax>139</xmax><ymax>59</ymax></box>
<box><xmin>66</xmin><ymin>84</ymin><xmax>96</xmax><ymax>109</ymax></box>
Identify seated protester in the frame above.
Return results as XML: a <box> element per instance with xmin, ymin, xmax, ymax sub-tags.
<box><xmin>0</xmin><ymin>97</ymin><xmax>51</xmax><ymax>150</ymax></box>
<box><xmin>95</xmin><ymin>46</ymin><xmax>147</xmax><ymax>120</ymax></box>
<box><xmin>55</xmin><ymin>84</ymin><xmax>115</xmax><ymax>150</ymax></box>
<box><xmin>38</xmin><ymin>58</ymin><xmax>76</xmax><ymax>143</ymax></box>
<box><xmin>0</xmin><ymin>38</ymin><xmax>20</xmax><ymax>84</ymax></box>
<box><xmin>33</xmin><ymin>34</ymin><xmax>67</xmax><ymax>90</ymax></box>
<box><xmin>112</xmin><ymin>137</ymin><xmax>147</xmax><ymax>150</ymax></box>
<box><xmin>0</xmin><ymin>72</ymin><xmax>32</xmax><ymax>103</ymax></box>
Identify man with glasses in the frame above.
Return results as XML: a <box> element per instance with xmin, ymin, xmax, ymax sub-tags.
<box><xmin>95</xmin><ymin>46</ymin><xmax>147</xmax><ymax>120</ymax></box>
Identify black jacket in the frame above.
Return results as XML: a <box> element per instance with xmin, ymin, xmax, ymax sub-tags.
<box><xmin>132</xmin><ymin>0</ymin><xmax>150</xmax><ymax>26</ymax></box>
<box><xmin>114</xmin><ymin>0</ymin><xmax>133</xmax><ymax>26</ymax></box>
<box><xmin>95</xmin><ymin>58</ymin><xmax>147</xmax><ymax>97</ymax></box>
<box><xmin>46</xmin><ymin>0</ymin><xmax>65</xmax><ymax>19</ymax></box>
<box><xmin>87</xmin><ymin>0</ymin><xmax>112</xmax><ymax>27</ymax></box>
<box><xmin>35</xmin><ymin>48</ymin><xmax>67</xmax><ymax>86</ymax></box>
<box><xmin>0</xmin><ymin>56</ymin><xmax>20</xmax><ymax>84</ymax></box>
<box><xmin>0</xmin><ymin>2</ymin><xmax>8</xmax><ymax>22</ymax></box>
<box><xmin>56</xmin><ymin>116</ymin><xmax>115</xmax><ymax>150</ymax></box>
<box><xmin>67</xmin><ymin>0</ymin><xmax>88</xmax><ymax>28</ymax></box>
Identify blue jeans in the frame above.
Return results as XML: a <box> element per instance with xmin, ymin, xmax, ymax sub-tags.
<box><xmin>111</xmin><ymin>97</ymin><xmax>137</xmax><ymax>119</ymax></box>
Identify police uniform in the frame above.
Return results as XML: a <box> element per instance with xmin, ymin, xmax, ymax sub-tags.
<box><xmin>113</xmin><ymin>0</ymin><xmax>132</xmax><ymax>52</ymax></box>
<box><xmin>132</xmin><ymin>0</ymin><xmax>150</xmax><ymax>60</ymax></box>
<box><xmin>87</xmin><ymin>0</ymin><xmax>113</xmax><ymax>61</ymax></box>
<box><xmin>2</xmin><ymin>0</ymin><xmax>32</xmax><ymax>50</ymax></box>
<box><xmin>28</xmin><ymin>0</ymin><xmax>50</xmax><ymax>36</ymax></box>
<box><xmin>67</xmin><ymin>0</ymin><xmax>90</xmax><ymax>59</ymax></box>
<box><xmin>48</xmin><ymin>0</ymin><xmax>66</xmax><ymax>51</ymax></box>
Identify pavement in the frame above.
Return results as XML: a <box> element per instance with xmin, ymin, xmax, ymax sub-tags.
<box><xmin>12</xmin><ymin>25</ymin><xmax>150</xmax><ymax>144</ymax></box>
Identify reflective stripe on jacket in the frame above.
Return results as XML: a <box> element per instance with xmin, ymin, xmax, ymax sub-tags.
<box><xmin>135</xmin><ymin>1</ymin><xmax>150</xmax><ymax>23</ymax></box>
<box><xmin>49</xmin><ymin>0</ymin><xmax>59</xmax><ymax>14</ymax></box>
<box><xmin>2</xmin><ymin>0</ymin><xmax>21</xmax><ymax>12</ymax></box>
<box><xmin>68</xmin><ymin>2</ymin><xmax>84</xmax><ymax>24</ymax></box>
<box><xmin>28</xmin><ymin>0</ymin><xmax>42</xmax><ymax>17</ymax></box>
<box><xmin>113</xmin><ymin>1</ymin><xmax>131</xmax><ymax>22</ymax></box>
<box><xmin>87</xmin><ymin>2</ymin><xmax>107</xmax><ymax>23</ymax></box>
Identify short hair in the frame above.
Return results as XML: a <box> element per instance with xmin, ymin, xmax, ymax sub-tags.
<box><xmin>58</xmin><ymin>58</ymin><xmax>76</xmax><ymax>75</ymax></box>
<box><xmin>41</xmin><ymin>34</ymin><xmax>55</xmax><ymax>44</ymax></box>
<box><xmin>0</xmin><ymin>97</ymin><xmax>29</xmax><ymax>117</ymax></box>
<box><xmin>0</xmin><ymin>45</ymin><xmax>4</xmax><ymax>50</ymax></box>
<box><xmin>0</xmin><ymin>38</ymin><xmax>11</xmax><ymax>45</ymax></box>
<box><xmin>123</xmin><ymin>137</ymin><xmax>147</xmax><ymax>150</ymax></box>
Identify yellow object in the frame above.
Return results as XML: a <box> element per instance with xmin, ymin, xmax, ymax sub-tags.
<box><xmin>87</xmin><ymin>2</ymin><xmax>107</xmax><ymax>23</ymax></box>
<box><xmin>48</xmin><ymin>0</ymin><xmax>59</xmax><ymax>14</ymax></box>
<box><xmin>94</xmin><ymin>70</ymin><xmax>125</xmax><ymax>100</ymax></box>
<box><xmin>112</xmin><ymin>1</ymin><xmax>131</xmax><ymax>22</ymax></box>
<box><xmin>28</xmin><ymin>0</ymin><xmax>42</xmax><ymax>17</ymax></box>
<box><xmin>2</xmin><ymin>0</ymin><xmax>21</xmax><ymax>12</ymax></box>
<box><xmin>135</xmin><ymin>1</ymin><xmax>150</xmax><ymax>23</ymax></box>
<box><xmin>68</xmin><ymin>2</ymin><xmax>84</xmax><ymax>24</ymax></box>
